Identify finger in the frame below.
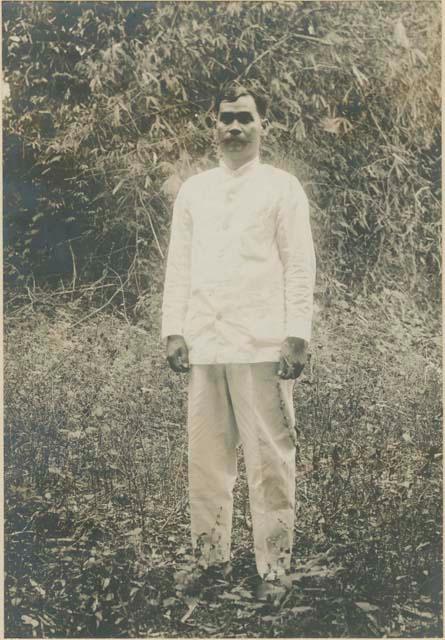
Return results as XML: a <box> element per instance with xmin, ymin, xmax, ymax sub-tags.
<box><xmin>180</xmin><ymin>352</ymin><xmax>190</xmax><ymax>371</ymax></box>
<box><xmin>169</xmin><ymin>354</ymin><xmax>183</xmax><ymax>373</ymax></box>
<box><xmin>287</xmin><ymin>363</ymin><xmax>304</xmax><ymax>379</ymax></box>
<box><xmin>294</xmin><ymin>364</ymin><xmax>304</xmax><ymax>379</ymax></box>
<box><xmin>176</xmin><ymin>356</ymin><xmax>187</xmax><ymax>373</ymax></box>
<box><xmin>294</xmin><ymin>361</ymin><xmax>306</xmax><ymax>378</ymax></box>
<box><xmin>279</xmin><ymin>365</ymin><xmax>293</xmax><ymax>379</ymax></box>
<box><xmin>277</xmin><ymin>356</ymin><xmax>287</xmax><ymax>378</ymax></box>
<box><xmin>177</xmin><ymin>352</ymin><xmax>190</xmax><ymax>372</ymax></box>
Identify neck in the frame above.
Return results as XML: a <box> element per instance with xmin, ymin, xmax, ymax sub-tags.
<box><xmin>222</xmin><ymin>153</ymin><xmax>259</xmax><ymax>171</ymax></box>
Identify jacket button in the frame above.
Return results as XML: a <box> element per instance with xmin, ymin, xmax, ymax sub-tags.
<box><xmin>216</xmin><ymin>312</ymin><xmax>223</xmax><ymax>320</ymax></box>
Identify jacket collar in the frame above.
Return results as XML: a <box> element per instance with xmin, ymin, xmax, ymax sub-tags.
<box><xmin>219</xmin><ymin>155</ymin><xmax>260</xmax><ymax>177</ymax></box>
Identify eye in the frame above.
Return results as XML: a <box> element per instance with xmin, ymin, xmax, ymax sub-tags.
<box><xmin>237</xmin><ymin>112</ymin><xmax>254</xmax><ymax>124</ymax></box>
<box><xmin>219</xmin><ymin>113</ymin><xmax>235</xmax><ymax>125</ymax></box>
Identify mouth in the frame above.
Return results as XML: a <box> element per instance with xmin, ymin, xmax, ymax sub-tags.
<box><xmin>224</xmin><ymin>138</ymin><xmax>247</xmax><ymax>147</ymax></box>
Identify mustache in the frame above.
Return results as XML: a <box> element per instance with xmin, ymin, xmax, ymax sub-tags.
<box><xmin>222</xmin><ymin>136</ymin><xmax>248</xmax><ymax>143</ymax></box>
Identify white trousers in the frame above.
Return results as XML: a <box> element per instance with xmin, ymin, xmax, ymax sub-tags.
<box><xmin>187</xmin><ymin>363</ymin><xmax>296</xmax><ymax>579</ymax></box>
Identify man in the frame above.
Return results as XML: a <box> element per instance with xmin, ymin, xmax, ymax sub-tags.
<box><xmin>161</xmin><ymin>83</ymin><xmax>316</xmax><ymax>599</ymax></box>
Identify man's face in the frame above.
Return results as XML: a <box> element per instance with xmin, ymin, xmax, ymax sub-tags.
<box><xmin>216</xmin><ymin>94</ymin><xmax>263</xmax><ymax>168</ymax></box>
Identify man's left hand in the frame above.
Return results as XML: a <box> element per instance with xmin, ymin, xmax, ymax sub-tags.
<box><xmin>278</xmin><ymin>337</ymin><xmax>308</xmax><ymax>380</ymax></box>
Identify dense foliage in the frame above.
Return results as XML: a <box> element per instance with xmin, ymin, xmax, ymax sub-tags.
<box><xmin>3</xmin><ymin>0</ymin><xmax>441</xmax><ymax>305</ymax></box>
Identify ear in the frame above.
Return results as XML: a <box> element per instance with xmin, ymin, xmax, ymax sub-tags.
<box><xmin>206</xmin><ymin>112</ymin><xmax>217</xmax><ymax>128</ymax></box>
<box><xmin>261</xmin><ymin>118</ymin><xmax>271</xmax><ymax>134</ymax></box>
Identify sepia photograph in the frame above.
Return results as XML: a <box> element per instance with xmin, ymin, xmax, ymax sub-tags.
<box><xmin>3</xmin><ymin>0</ymin><xmax>442</xmax><ymax>637</ymax></box>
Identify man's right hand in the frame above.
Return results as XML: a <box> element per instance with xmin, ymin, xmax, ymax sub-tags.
<box><xmin>166</xmin><ymin>335</ymin><xmax>190</xmax><ymax>373</ymax></box>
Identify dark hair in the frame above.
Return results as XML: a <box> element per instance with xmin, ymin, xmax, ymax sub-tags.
<box><xmin>214</xmin><ymin>82</ymin><xmax>268</xmax><ymax>118</ymax></box>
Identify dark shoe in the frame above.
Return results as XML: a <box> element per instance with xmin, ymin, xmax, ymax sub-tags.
<box><xmin>255</xmin><ymin>575</ymin><xmax>292</xmax><ymax>604</ymax></box>
<box><xmin>205</xmin><ymin>560</ymin><xmax>233</xmax><ymax>582</ymax></box>
<box><xmin>175</xmin><ymin>561</ymin><xmax>232</xmax><ymax>597</ymax></box>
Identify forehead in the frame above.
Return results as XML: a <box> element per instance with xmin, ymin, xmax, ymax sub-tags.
<box><xmin>219</xmin><ymin>94</ymin><xmax>259</xmax><ymax>115</ymax></box>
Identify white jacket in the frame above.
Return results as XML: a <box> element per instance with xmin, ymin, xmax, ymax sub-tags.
<box><xmin>161</xmin><ymin>157</ymin><xmax>316</xmax><ymax>364</ymax></box>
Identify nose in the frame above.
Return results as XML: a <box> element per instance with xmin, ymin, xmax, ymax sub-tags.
<box><xmin>229</xmin><ymin>125</ymin><xmax>242</xmax><ymax>136</ymax></box>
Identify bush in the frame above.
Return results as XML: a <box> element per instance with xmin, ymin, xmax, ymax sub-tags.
<box><xmin>3</xmin><ymin>1</ymin><xmax>441</xmax><ymax>302</ymax></box>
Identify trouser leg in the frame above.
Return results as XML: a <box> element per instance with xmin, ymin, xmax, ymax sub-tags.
<box><xmin>187</xmin><ymin>364</ymin><xmax>239</xmax><ymax>565</ymax></box>
<box><xmin>226</xmin><ymin>363</ymin><xmax>296</xmax><ymax>580</ymax></box>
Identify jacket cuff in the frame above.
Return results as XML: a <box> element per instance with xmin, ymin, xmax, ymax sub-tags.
<box><xmin>285</xmin><ymin>318</ymin><xmax>312</xmax><ymax>342</ymax></box>
<box><xmin>161</xmin><ymin>322</ymin><xmax>184</xmax><ymax>341</ymax></box>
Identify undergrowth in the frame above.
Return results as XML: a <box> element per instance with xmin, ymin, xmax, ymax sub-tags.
<box><xmin>4</xmin><ymin>292</ymin><xmax>442</xmax><ymax>637</ymax></box>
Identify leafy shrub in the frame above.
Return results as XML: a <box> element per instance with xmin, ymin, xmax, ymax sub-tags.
<box><xmin>3</xmin><ymin>1</ymin><xmax>441</xmax><ymax>302</ymax></box>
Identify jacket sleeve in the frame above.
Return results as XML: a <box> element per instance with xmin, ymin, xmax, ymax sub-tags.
<box><xmin>161</xmin><ymin>182</ymin><xmax>193</xmax><ymax>340</ymax></box>
<box><xmin>275</xmin><ymin>175</ymin><xmax>316</xmax><ymax>342</ymax></box>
